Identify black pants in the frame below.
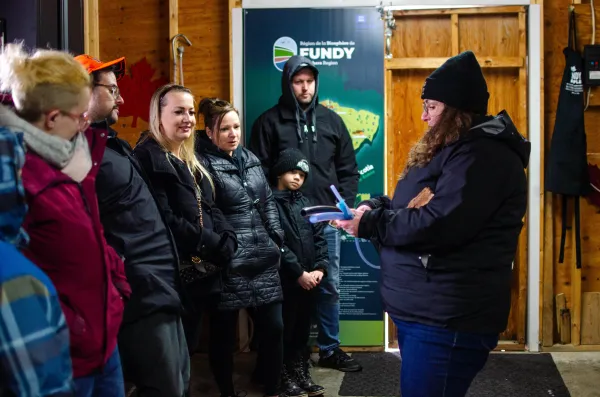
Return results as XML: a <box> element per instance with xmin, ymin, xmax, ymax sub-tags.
<box><xmin>119</xmin><ymin>312</ymin><xmax>190</xmax><ymax>397</ymax></box>
<box><xmin>209</xmin><ymin>302</ymin><xmax>283</xmax><ymax>396</ymax></box>
<box><xmin>282</xmin><ymin>286</ymin><xmax>314</xmax><ymax>363</ymax></box>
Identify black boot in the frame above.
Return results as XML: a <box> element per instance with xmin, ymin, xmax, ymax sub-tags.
<box><xmin>281</xmin><ymin>362</ymin><xmax>308</xmax><ymax>397</ymax></box>
<box><xmin>294</xmin><ymin>354</ymin><xmax>325</xmax><ymax>396</ymax></box>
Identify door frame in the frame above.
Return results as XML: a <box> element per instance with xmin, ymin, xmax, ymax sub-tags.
<box><xmin>230</xmin><ymin>0</ymin><xmax>543</xmax><ymax>353</ymax></box>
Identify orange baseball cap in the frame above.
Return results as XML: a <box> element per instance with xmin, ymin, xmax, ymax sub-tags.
<box><xmin>74</xmin><ymin>54</ymin><xmax>126</xmax><ymax>81</ymax></box>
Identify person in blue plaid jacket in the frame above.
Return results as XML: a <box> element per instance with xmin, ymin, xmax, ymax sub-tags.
<box><xmin>0</xmin><ymin>115</ymin><xmax>74</xmax><ymax>396</ymax></box>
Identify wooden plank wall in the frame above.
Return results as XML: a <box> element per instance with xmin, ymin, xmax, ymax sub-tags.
<box><xmin>544</xmin><ymin>0</ymin><xmax>600</xmax><ymax>348</ymax></box>
<box><xmin>386</xmin><ymin>7</ymin><xmax>528</xmax><ymax>346</ymax></box>
<box><xmin>96</xmin><ymin>0</ymin><xmax>230</xmax><ymax>145</ymax></box>
<box><xmin>90</xmin><ymin>0</ymin><xmax>600</xmax><ymax>348</ymax></box>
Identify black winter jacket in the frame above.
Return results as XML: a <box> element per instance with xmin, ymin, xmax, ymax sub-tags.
<box><xmin>197</xmin><ymin>131</ymin><xmax>284</xmax><ymax>310</ymax></box>
<box><xmin>94</xmin><ymin>126</ymin><xmax>181</xmax><ymax>325</ymax></box>
<box><xmin>358</xmin><ymin>111</ymin><xmax>530</xmax><ymax>334</ymax></box>
<box><xmin>273</xmin><ymin>189</ymin><xmax>328</xmax><ymax>287</ymax></box>
<box><xmin>133</xmin><ymin>137</ymin><xmax>237</xmax><ymax>266</ymax></box>
<box><xmin>249</xmin><ymin>55</ymin><xmax>359</xmax><ymax>206</ymax></box>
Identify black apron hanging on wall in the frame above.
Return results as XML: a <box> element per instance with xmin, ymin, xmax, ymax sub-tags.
<box><xmin>546</xmin><ymin>9</ymin><xmax>591</xmax><ymax>269</ymax></box>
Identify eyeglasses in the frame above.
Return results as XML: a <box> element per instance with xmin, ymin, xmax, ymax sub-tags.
<box><xmin>60</xmin><ymin>110</ymin><xmax>91</xmax><ymax>132</ymax></box>
<box><xmin>94</xmin><ymin>83</ymin><xmax>121</xmax><ymax>99</ymax></box>
<box><xmin>422</xmin><ymin>101</ymin><xmax>443</xmax><ymax>115</ymax></box>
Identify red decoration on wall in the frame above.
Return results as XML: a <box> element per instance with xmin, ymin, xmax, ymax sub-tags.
<box><xmin>587</xmin><ymin>163</ymin><xmax>600</xmax><ymax>209</ymax></box>
<box><xmin>118</xmin><ymin>57</ymin><xmax>169</xmax><ymax>128</ymax></box>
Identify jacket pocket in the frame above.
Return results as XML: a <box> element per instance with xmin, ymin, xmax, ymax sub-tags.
<box><xmin>59</xmin><ymin>295</ymin><xmax>87</xmax><ymax>336</ymax></box>
<box><xmin>59</xmin><ymin>295</ymin><xmax>93</xmax><ymax>360</ymax></box>
<box><xmin>419</xmin><ymin>254</ymin><xmax>431</xmax><ymax>281</ymax></box>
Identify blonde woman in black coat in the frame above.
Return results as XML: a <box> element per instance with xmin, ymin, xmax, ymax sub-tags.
<box><xmin>133</xmin><ymin>84</ymin><xmax>238</xmax><ymax>395</ymax></box>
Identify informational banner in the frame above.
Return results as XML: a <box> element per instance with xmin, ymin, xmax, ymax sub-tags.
<box><xmin>244</xmin><ymin>8</ymin><xmax>385</xmax><ymax>346</ymax></box>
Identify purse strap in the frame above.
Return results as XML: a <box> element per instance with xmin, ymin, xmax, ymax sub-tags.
<box><xmin>193</xmin><ymin>176</ymin><xmax>204</xmax><ymax>228</ymax></box>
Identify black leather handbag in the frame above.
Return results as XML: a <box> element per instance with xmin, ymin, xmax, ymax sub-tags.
<box><xmin>179</xmin><ymin>182</ymin><xmax>222</xmax><ymax>286</ymax></box>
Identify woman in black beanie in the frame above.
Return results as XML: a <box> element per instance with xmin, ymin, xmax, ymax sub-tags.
<box><xmin>336</xmin><ymin>51</ymin><xmax>531</xmax><ymax>397</ymax></box>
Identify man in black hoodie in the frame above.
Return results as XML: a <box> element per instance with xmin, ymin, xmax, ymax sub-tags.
<box><xmin>249</xmin><ymin>56</ymin><xmax>361</xmax><ymax>372</ymax></box>
<box><xmin>76</xmin><ymin>55</ymin><xmax>190</xmax><ymax>397</ymax></box>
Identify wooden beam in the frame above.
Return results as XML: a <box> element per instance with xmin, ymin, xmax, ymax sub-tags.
<box><xmin>169</xmin><ymin>0</ymin><xmax>178</xmax><ymax>84</ymax></box>
<box><xmin>385</xmin><ymin>57</ymin><xmax>524</xmax><ymax>70</ymax></box>
<box><xmin>571</xmin><ymin>203</ymin><xmax>583</xmax><ymax>346</ymax></box>
<box><xmin>542</xmin><ymin>193</ymin><xmax>555</xmax><ymax>347</ymax></box>
<box><xmin>229</xmin><ymin>0</ymin><xmax>242</xmax><ymax>101</ymax></box>
<box><xmin>393</xmin><ymin>6</ymin><xmax>526</xmax><ymax>18</ymax></box>
<box><xmin>536</xmin><ymin>0</ymin><xmax>553</xmax><ymax>348</ymax></box>
<box><xmin>516</xmin><ymin>10</ymin><xmax>528</xmax><ymax>347</ymax></box>
<box><xmin>451</xmin><ymin>14</ymin><xmax>459</xmax><ymax>56</ymax></box>
<box><xmin>83</xmin><ymin>0</ymin><xmax>99</xmax><ymax>57</ymax></box>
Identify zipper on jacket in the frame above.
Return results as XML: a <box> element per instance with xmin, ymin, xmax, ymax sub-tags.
<box><xmin>250</xmin><ymin>198</ymin><xmax>259</xmax><ymax>247</ymax></box>
<box><xmin>289</xmin><ymin>200</ymin><xmax>306</xmax><ymax>271</ymax></box>
<box><xmin>419</xmin><ymin>254</ymin><xmax>431</xmax><ymax>282</ymax></box>
<box><xmin>76</xmin><ymin>183</ymin><xmax>110</xmax><ymax>370</ymax></box>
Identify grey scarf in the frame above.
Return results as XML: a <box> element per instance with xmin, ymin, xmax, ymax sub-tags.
<box><xmin>0</xmin><ymin>105</ymin><xmax>92</xmax><ymax>182</ymax></box>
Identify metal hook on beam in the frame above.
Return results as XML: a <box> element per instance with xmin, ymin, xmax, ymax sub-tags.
<box><xmin>171</xmin><ymin>33</ymin><xmax>192</xmax><ymax>85</ymax></box>
<box><xmin>377</xmin><ymin>1</ymin><xmax>396</xmax><ymax>59</ymax></box>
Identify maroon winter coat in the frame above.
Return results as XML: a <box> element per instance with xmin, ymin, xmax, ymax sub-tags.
<box><xmin>21</xmin><ymin>126</ymin><xmax>131</xmax><ymax>378</ymax></box>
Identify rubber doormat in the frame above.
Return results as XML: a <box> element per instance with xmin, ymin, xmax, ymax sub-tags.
<box><xmin>338</xmin><ymin>352</ymin><xmax>570</xmax><ymax>396</ymax></box>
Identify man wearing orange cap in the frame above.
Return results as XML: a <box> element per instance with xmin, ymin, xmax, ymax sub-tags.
<box><xmin>75</xmin><ymin>54</ymin><xmax>190</xmax><ymax>397</ymax></box>
<box><xmin>74</xmin><ymin>55</ymin><xmax>125</xmax><ymax>125</ymax></box>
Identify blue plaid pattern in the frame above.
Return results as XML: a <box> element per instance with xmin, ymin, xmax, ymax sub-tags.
<box><xmin>0</xmin><ymin>124</ymin><xmax>73</xmax><ymax>396</ymax></box>
<box><xmin>0</xmin><ymin>256</ymin><xmax>75</xmax><ymax>396</ymax></box>
<box><xmin>0</xmin><ymin>126</ymin><xmax>28</xmax><ymax>247</ymax></box>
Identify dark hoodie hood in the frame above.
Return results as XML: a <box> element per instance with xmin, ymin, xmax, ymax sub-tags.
<box><xmin>279</xmin><ymin>55</ymin><xmax>320</xmax><ymax>144</ymax></box>
<box><xmin>280</xmin><ymin>55</ymin><xmax>320</xmax><ymax>111</ymax></box>
<box><xmin>468</xmin><ymin>110</ymin><xmax>530</xmax><ymax>168</ymax></box>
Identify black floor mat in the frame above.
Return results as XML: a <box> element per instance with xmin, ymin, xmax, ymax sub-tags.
<box><xmin>338</xmin><ymin>352</ymin><xmax>570</xmax><ymax>396</ymax></box>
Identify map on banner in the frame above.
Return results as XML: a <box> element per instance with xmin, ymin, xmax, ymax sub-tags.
<box><xmin>321</xmin><ymin>99</ymin><xmax>380</xmax><ymax>152</ymax></box>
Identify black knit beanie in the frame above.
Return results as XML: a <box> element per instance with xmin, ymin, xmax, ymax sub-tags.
<box><xmin>271</xmin><ymin>148</ymin><xmax>310</xmax><ymax>179</ymax></box>
<box><xmin>421</xmin><ymin>51</ymin><xmax>489</xmax><ymax>115</ymax></box>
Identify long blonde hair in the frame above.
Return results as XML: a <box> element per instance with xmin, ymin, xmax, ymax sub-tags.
<box><xmin>0</xmin><ymin>42</ymin><xmax>91</xmax><ymax>121</ymax></box>
<box><xmin>142</xmin><ymin>83</ymin><xmax>214</xmax><ymax>190</ymax></box>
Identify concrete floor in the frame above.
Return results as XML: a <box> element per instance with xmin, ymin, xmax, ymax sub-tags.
<box><xmin>187</xmin><ymin>352</ymin><xmax>600</xmax><ymax>397</ymax></box>
<box><xmin>551</xmin><ymin>352</ymin><xmax>600</xmax><ymax>397</ymax></box>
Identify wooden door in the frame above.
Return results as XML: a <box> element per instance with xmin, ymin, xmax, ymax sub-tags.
<box><xmin>385</xmin><ymin>6</ymin><xmax>528</xmax><ymax>349</ymax></box>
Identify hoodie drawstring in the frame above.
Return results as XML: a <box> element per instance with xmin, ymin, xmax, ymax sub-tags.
<box><xmin>295</xmin><ymin>109</ymin><xmax>304</xmax><ymax>144</ymax></box>
<box><xmin>311</xmin><ymin>112</ymin><xmax>317</xmax><ymax>143</ymax></box>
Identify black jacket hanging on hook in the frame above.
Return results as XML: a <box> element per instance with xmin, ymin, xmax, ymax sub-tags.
<box><xmin>546</xmin><ymin>9</ymin><xmax>591</xmax><ymax>269</ymax></box>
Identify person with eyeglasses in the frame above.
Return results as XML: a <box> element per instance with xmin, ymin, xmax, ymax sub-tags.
<box><xmin>0</xmin><ymin>107</ymin><xmax>74</xmax><ymax>397</ymax></box>
<box><xmin>75</xmin><ymin>54</ymin><xmax>125</xmax><ymax>126</ymax></box>
<box><xmin>74</xmin><ymin>57</ymin><xmax>194</xmax><ymax>396</ymax></box>
<box><xmin>334</xmin><ymin>51</ymin><xmax>530</xmax><ymax>397</ymax></box>
<box><xmin>0</xmin><ymin>43</ymin><xmax>131</xmax><ymax>396</ymax></box>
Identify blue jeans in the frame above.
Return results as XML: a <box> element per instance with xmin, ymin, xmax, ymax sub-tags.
<box><xmin>74</xmin><ymin>347</ymin><xmax>125</xmax><ymax>397</ymax></box>
<box><xmin>316</xmin><ymin>225</ymin><xmax>341</xmax><ymax>355</ymax></box>
<box><xmin>393</xmin><ymin>318</ymin><xmax>498</xmax><ymax>397</ymax></box>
